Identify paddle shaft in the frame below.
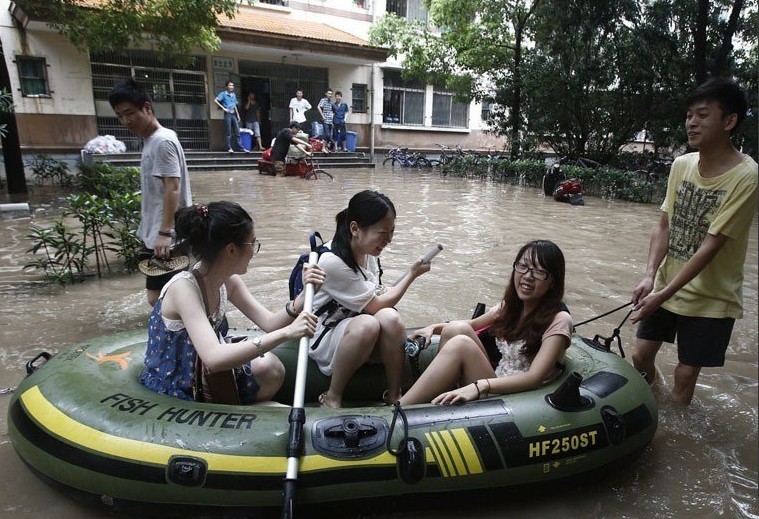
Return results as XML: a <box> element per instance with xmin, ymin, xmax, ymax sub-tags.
<box><xmin>282</xmin><ymin>250</ymin><xmax>318</xmax><ymax>519</ymax></box>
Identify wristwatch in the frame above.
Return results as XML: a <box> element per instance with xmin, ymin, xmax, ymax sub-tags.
<box><xmin>252</xmin><ymin>336</ymin><xmax>264</xmax><ymax>358</ymax></box>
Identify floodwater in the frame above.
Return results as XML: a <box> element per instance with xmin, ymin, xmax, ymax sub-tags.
<box><xmin>0</xmin><ymin>166</ymin><xmax>756</xmax><ymax>519</ymax></box>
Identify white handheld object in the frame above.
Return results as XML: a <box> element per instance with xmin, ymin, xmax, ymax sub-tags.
<box><xmin>419</xmin><ymin>243</ymin><xmax>443</xmax><ymax>264</ymax></box>
<box><xmin>393</xmin><ymin>243</ymin><xmax>443</xmax><ymax>286</ymax></box>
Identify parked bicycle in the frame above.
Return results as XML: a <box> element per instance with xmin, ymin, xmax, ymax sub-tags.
<box><xmin>382</xmin><ymin>147</ymin><xmax>432</xmax><ymax>168</ymax></box>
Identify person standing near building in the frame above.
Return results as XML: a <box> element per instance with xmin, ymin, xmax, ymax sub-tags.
<box><xmin>108</xmin><ymin>77</ymin><xmax>193</xmax><ymax>307</ymax></box>
<box><xmin>332</xmin><ymin>91</ymin><xmax>350</xmax><ymax>151</ymax></box>
<box><xmin>214</xmin><ymin>81</ymin><xmax>246</xmax><ymax>153</ymax></box>
<box><xmin>317</xmin><ymin>88</ymin><xmax>335</xmax><ymax>152</ymax></box>
<box><xmin>243</xmin><ymin>92</ymin><xmax>263</xmax><ymax>151</ymax></box>
<box><xmin>630</xmin><ymin>77</ymin><xmax>758</xmax><ymax>405</ymax></box>
<box><xmin>288</xmin><ymin>89</ymin><xmax>311</xmax><ymax>137</ymax></box>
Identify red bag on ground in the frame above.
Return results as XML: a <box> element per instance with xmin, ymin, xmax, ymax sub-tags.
<box><xmin>308</xmin><ymin>138</ymin><xmax>323</xmax><ymax>153</ymax></box>
<box><xmin>262</xmin><ymin>147</ymin><xmax>272</xmax><ymax>161</ymax></box>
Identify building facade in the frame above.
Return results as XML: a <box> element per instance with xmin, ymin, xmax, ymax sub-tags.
<box><xmin>0</xmin><ymin>0</ymin><xmax>506</xmax><ymax>157</ymax></box>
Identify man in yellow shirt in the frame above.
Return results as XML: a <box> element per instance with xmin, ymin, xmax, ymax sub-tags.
<box><xmin>630</xmin><ymin>77</ymin><xmax>757</xmax><ymax>405</ymax></box>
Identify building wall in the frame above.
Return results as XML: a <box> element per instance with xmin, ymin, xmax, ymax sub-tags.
<box><xmin>0</xmin><ymin>0</ymin><xmax>505</xmax><ymax>154</ymax></box>
<box><xmin>0</xmin><ymin>3</ymin><xmax>98</xmax><ymax>150</ymax></box>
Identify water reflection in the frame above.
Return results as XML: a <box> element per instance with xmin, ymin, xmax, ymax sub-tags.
<box><xmin>0</xmin><ymin>167</ymin><xmax>756</xmax><ymax>518</ymax></box>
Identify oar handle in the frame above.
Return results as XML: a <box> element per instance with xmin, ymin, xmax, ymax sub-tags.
<box><xmin>392</xmin><ymin>243</ymin><xmax>443</xmax><ymax>287</ymax></box>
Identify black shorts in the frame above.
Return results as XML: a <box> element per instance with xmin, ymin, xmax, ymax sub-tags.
<box><xmin>139</xmin><ymin>248</ymin><xmax>184</xmax><ymax>291</ymax></box>
<box><xmin>636</xmin><ymin>306</ymin><xmax>735</xmax><ymax>367</ymax></box>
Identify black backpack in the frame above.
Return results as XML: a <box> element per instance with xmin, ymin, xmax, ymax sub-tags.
<box><xmin>288</xmin><ymin>232</ymin><xmax>330</xmax><ymax>300</ymax></box>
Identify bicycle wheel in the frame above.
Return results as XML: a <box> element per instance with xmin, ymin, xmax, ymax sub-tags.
<box><xmin>382</xmin><ymin>156</ymin><xmax>395</xmax><ymax>166</ymax></box>
<box><xmin>305</xmin><ymin>168</ymin><xmax>334</xmax><ymax>181</ymax></box>
<box><xmin>415</xmin><ymin>157</ymin><xmax>432</xmax><ymax>168</ymax></box>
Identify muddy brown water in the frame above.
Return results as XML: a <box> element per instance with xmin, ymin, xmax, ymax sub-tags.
<box><xmin>0</xmin><ymin>167</ymin><xmax>756</xmax><ymax>518</ymax></box>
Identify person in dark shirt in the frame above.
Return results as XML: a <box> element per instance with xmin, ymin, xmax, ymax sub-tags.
<box><xmin>270</xmin><ymin>121</ymin><xmax>311</xmax><ymax>176</ymax></box>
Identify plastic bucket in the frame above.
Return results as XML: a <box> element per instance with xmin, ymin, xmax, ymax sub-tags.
<box><xmin>345</xmin><ymin>131</ymin><xmax>357</xmax><ymax>152</ymax></box>
<box><xmin>240</xmin><ymin>129</ymin><xmax>253</xmax><ymax>151</ymax></box>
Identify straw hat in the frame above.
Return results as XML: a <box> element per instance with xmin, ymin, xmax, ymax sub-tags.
<box><xmin>138</xmin><ymin>255</ymin><xmax>190</xmax><ymax>277</ymax></box>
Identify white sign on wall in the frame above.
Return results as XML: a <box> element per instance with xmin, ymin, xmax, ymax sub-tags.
<box><xmin>212</xmin><ymin>56</ymin><xmax>235</xmax><ymax>95</ymax></box>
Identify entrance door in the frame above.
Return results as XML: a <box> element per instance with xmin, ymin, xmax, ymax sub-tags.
<box><xmin>241</xmin><ymin>77</ymin><xmax>273</xmax><ymax>148</ymax></box>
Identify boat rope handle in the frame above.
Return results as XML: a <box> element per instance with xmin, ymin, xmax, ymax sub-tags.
<box><xmin>589</xmin><ymin>308</ymin><xmax>635</xmax><ymax>358</ymax></box>
<box><xmin>573</xmin><ymin>301</ymin><xmax>633</xmax><ymax>329</ymax></box>
<box><xmin>386</xmin><ymin>402</ymin><xmax>409</xmax><ymax>457</ymax></box>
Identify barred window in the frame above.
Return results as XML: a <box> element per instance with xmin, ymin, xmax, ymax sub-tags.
<box><xmin>16</xmin><ymin>56</ymin><xmax>50</xmax><ymax>97</ymax></box>
<box><xmin>432</xmin><ymin>86</ymin><xmax>469</xmax><ymax>128</ymax></box>
<box><xmin>386</xmin><ymin>0</ymin><xmax>427</xmax><ymax>22</ymax></box>
<box><xmin>351</xmin><ymin>83</ymin><xmax>367</xmax><ymax>114</ymax></box>
<box><xmin>382</xmin><ymin>70</ymin><xmax>424</xmax><ymax>125</ymax></box>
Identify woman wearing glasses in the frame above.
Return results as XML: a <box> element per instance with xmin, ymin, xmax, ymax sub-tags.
<box><xmin>140</xmin><ymin>201</ymin><xmax>325</xmax><ymax>405</ymax></box>
<box><xmin>400</xmin><ymin>239</ymin><xmax>572</xmax><ymax>405</ymax></box>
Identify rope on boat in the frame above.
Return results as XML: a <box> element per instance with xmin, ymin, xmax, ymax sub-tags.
<box><xmin>386</xmin><ymin>402</ymin><xmax>409</xmax><ymax>456</ymax></box>
<box><xmin>573</xmin><ymin>301</ymin><xmax>633</xmax><ymax>329</ymax></box>
<box><xmin>574</xmin><ymin>302</ymin><xmax>634</xmax><ymax>358</ymax></box>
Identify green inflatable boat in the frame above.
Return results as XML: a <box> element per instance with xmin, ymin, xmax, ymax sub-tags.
<box><xmin>8</xmin><ymin>328</ymin><xmax>657</xmax><ymax>515</ymax></box>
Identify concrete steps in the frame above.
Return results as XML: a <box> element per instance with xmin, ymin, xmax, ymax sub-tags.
<box><xmin>87</xmin><ymin>150</ymin><xmax>375</xmax><ymax>172</ymax></box>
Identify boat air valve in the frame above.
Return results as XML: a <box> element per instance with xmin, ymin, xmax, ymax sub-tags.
<box><xmin>545</xmin><ymin>371</ymin><xmax>593</xmax><ymax>411</ymax></box>
<box><xmin>167</xmin><ymin>456</ymin><xmax>207</xmax><ymax>487</ymax></box>
<box><xmin>325</xmin><ymin>418</ymin><xmax>378</xmax><ymax>449</ymax></box>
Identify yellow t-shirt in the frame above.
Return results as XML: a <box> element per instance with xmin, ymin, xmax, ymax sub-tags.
<box><xmin>656</xmin><ymin>152</ymin><xmax>758</xmax><ymax>319</ymax></box>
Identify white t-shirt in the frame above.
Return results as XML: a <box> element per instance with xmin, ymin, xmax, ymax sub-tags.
<box><xmin>289</xmin><ymin>97</ymin><xmax>311</xmax><ymax>123</ymax></box>
<box><xmin>139</xmin><ymin>126</ymin><xmax>192</xmax><ymax>249</ymax></box>
<box><xmin>308</xmin><ymin>243</ymin><xmax>383</xmax><ymax>375</ymax></box>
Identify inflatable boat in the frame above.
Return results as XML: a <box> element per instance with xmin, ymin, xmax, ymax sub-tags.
<box><xmin>8</xmin><ymin>328</ymin><xmax>657</xmax><ymax>516</ymax></box>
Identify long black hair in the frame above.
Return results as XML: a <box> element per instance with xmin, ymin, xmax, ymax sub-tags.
<box><xmin>331</xmin><ymin>190</ymin><xmax>395</xmax><ymax>272</ymax></box>
<box><xmin>174</xmin><ymin>201</ymin><xmax>253</xmax><ymax>264</ymax></box>
<box><xmin>489</xmin><ymin>240</ymin><xmax>566</xmax><ymax>358</ymax></box>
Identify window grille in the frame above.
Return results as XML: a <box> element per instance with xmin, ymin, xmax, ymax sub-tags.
<box><xmin>90</xmin><ymin>51</ymin><xmax>209</xmax><ymax>150</ymax></box>
<box><xmin>432</xmin><ymin>86</ymin><xmax>469</xmax><ymax>128</ymax></box>
<box><xmin>16</xmin><ymin>56</ymin><xmax>50</xmax><ymax>97</ymax></box>
<box><xmin>351</xmin><ymin>83</ymin><xmax>367</xmax><ymax>113</ymax></box>
<box><xmin>382</xmin><ymin>70</ymin><xmax>424</xmax><ymax>125</ymax></box>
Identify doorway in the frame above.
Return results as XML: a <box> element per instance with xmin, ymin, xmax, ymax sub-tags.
<box><xmin>240</xmin><ymin>77</ymin><xmax>273</xmax><ymax>148</ymax></box>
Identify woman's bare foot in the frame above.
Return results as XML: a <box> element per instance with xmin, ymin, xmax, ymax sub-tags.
<box><xmin>318</xmin><ymin>391</ymin><xmax>340</xmax><ymax>409</ymax></box>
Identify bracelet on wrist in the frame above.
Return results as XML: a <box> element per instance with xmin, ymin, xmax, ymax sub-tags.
<box><xmin>158</xmin><ymin>230</ymin><xmax>174</xmax><ymax>237</ymax></box>
<box><xmin>483</xmin><ymin>379</ymin><xmax>491</xmax><ymax>398</ymax></box>
<box><xmin>472</xmin><ymin>380</ymin><xmax>481</xmax><ymax>400</ymax></box>
<box><xmin>285</xmin><ymin>300</ymin><xmax>298</xmax><ymax>318</ymax></box>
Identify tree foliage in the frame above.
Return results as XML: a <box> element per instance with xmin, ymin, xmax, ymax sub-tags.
<box><xmin>370</xmin><ymin>0</ymin><xmax>757</xmax><ymax>159</ymax></box>
<box><xmin>14</xmin><ymin>0</ymin><xmax>248</xmax><ymax>63</ymax></box>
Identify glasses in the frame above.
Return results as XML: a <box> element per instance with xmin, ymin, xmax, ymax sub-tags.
<box><xmin>513</xmin><ymin>261</ymin><xmax>550</xmax><ymax>281</ymax></box>
<box><xmin>240</xmin><ymin>239</ymin><xmax>261</xmax><ymax>255</ymax></box>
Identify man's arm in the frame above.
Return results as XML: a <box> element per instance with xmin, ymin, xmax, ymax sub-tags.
<box><xmin>631</xmin><ymin>222</ymin><xmax>728</xmax><ymax>323</ymax></box>
<box><xmin>153</xmin><ymin>176</ymin><xmax>181</xmax><ymax>259</ymax></box>
<box><xmin>632</xmin><ymin>211</ymin><xmax>669</xmax><ymax>305</ymax></box>
<box><xmin>213</xmin><ymin>95</ymin><xmax>227</xmax><ymax>112</ymax></box>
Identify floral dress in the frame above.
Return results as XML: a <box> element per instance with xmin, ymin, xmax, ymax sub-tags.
<box><xmin>140</xmin><ymin>271</ymin><xmax>227</xmax><ymax>401</ymax></box>
<box><xmin>493</xmin><ymin>311</ymin><xmax>573</xmax><ymax>384</ymax></box>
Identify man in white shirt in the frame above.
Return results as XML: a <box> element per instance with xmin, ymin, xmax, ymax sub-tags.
<box><xmin>289</xmin><ymin>89</ymin><xmax>312</xmax><ymax>136</ymax></box>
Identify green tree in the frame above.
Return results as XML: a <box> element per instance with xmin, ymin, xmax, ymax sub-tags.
<box><xmin>13</xmin><ymin>0</ymin><xmax>249</xmax><ymax>63</ymax></box>
<box><xmin>370</xmin><ymin>0</ymin><xmax>543</xmax><ymax>158</ymax></box>
<box><xmin>639</xmin><ymin>0</ymin><xmax>757</xmax><ymax>156</ymax></box>
<box><xmin>521</xmin><ymin>0</ymin><xmax>652</xmax><ymax>160</ymax></box>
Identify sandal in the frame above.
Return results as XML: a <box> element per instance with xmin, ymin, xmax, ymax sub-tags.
<box><xmin>382</xmin><ymin>389</ymin><xmax>402</xmax><ymax>406</ymax></box>
<box><xmin>318</xmin><ymin>392</ymin><xmax>339</xmax><ymax>409</ymax></box>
